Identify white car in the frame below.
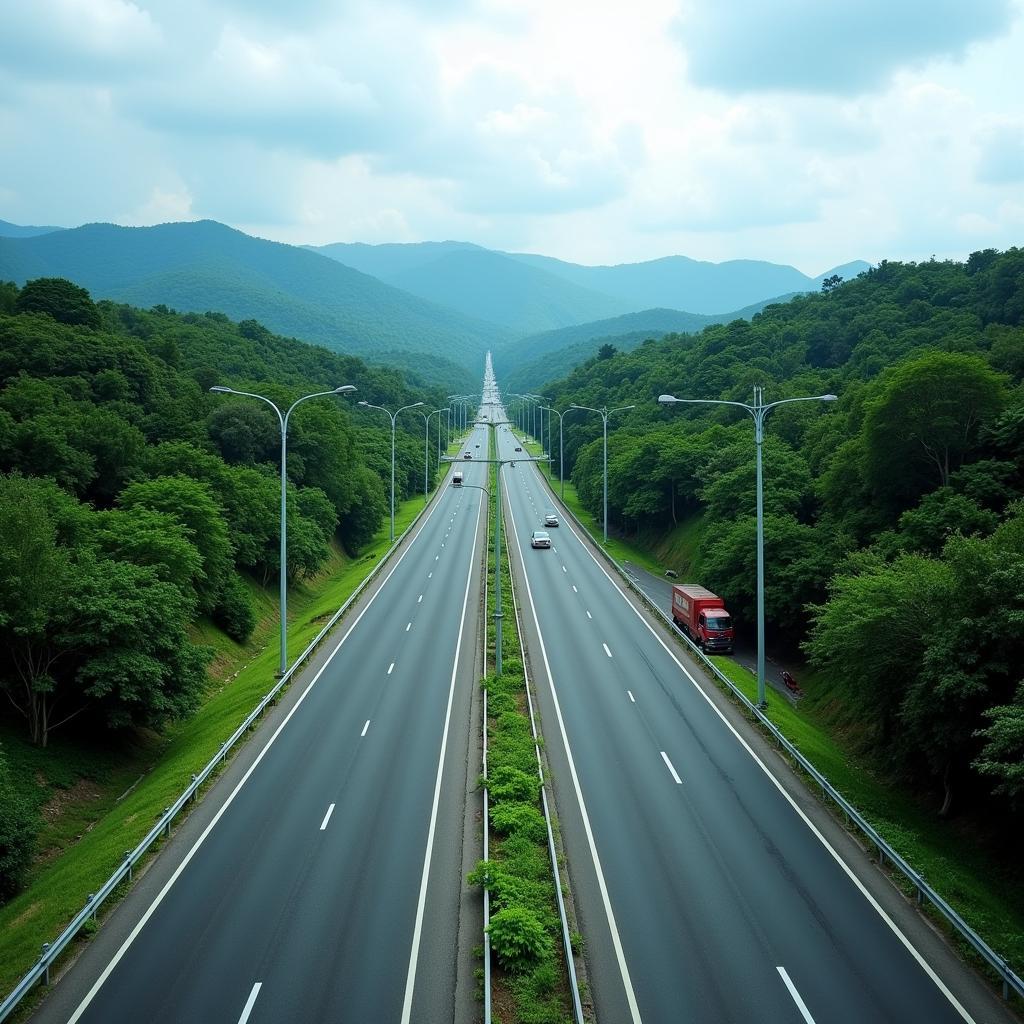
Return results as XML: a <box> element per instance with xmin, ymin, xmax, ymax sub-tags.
<box><xmin>543</xmin><ymin>512</ymin><xmax>559</xmax><ymax>527</ymax></box>
<box><xmin>530</xmin><ymin>530</ymin><xmax>551</xmax><ymax>548</ymax></box>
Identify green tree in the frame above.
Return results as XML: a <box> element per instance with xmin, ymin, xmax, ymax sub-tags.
<box><xmin>0</xmin><ymin>745</ymin><xmax>35</xmax><ymax>900</ymax></box>
<box><xmin>862</xmin><ymin>352</ymin><xmax>1007</xmax><ymax>512</ymax></box>
<box><xmin>974</xmin><ymin>681</ymin><xmax>1024</xmax><ymax>803</ymax></box>
<box><xmin>14</xmin><ymin>277</ymin><xmax>101</xmax><ymax>329</ymax></box>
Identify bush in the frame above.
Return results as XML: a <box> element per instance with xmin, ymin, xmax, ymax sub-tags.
<box><xmin>213</xmin><ymin>573</ymin><xmax>256</xmax><ymax>643</ymax></box>
<box><xmin>0</xmin><ymin>749</ymin><xmax>35</xmax><ymax>902</ymax></box>
<box><xmin>487</xmin><ymin>905</ymin><xmax>553</xmax><ymax>973</ymax></box>
<box><xmin>486</xmin><ymin>764</ymin><xmax>539</xmax><ymax>803</ymax></box>
<box><xmin>491</xmin><ymin>801</ymin><xmax>547</xmax><ymax>843</ymax></box>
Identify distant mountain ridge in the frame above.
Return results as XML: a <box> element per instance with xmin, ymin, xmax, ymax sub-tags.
<box><xmin>314</xmin><ymin>237</ymin><xmax>870</xmax><ymax>327</ymax></box>
<box><xmin>0</xmin><ymin>218</ymin><xmax>63</xmax><ymax>238</ymax></box>
<box><xmin>0</xmin><ymin>221</ymin><xmax>506</xmax><ymax>372</ymax></box>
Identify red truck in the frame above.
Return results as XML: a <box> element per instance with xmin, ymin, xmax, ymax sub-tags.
<box><xmin>671</xmin><ymin>584</ymin><xmax>735</xmax><ymax>653</ymax></box>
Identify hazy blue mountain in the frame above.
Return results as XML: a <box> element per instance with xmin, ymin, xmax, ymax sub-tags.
<box><xmin>498</xmin><ymin>293</ymin><xmax>802</xmax><ymax>393</ymax></box>
<box><xmin>309</xmin><ymin>240</ymin><xmax>484</xmax><ymax>279</ymax></box>
<box><xmin>0</xmin><ymin>221</ymin><xmax>506</xmax><ymax>370</ymax></box>
<box><xmin>504</xmin><ymin>252</ymin><xmax>871</xmax><ymax>314</ymax></box>
<box><xmin>812</xmin><ymin>260</ymin><xmax>872</xmax><ymax>285</ymax></box>
<box><xmin>0</xmin><ymin>218</ymin><xmax>64</xmax><ymax>238</ymax></box>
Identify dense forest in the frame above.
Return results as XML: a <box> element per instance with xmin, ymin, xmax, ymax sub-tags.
<box><xmin>538</xmin><ymin>249</ymin><xmax>1024</xmax><ymax>827</ymax></box>
<box><xmin>0</xmin><ymin>278</ymin><xmax>455</xmax><ymax>895</ymax></box>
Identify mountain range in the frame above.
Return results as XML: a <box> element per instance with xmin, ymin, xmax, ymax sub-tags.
<box><xmin>1</xmin><ymin>218</ymin><xmax>869</xmax><ymax>380</ymax></box>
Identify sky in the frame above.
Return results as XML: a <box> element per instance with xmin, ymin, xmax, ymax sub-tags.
<box><xmin>1</xmin><ymin>0</ymin><xmax>1023</xmax><ymax>275</ymax></box>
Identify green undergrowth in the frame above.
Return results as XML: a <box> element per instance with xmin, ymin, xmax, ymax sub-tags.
<box><xmin>708</xmin><ymin>656</ymin><xmax>1024</xmax><ymax>988</ymax></box>
<box><xmin>469</xmin><ymin>427</ymin><xmax>573</xmax><ymax>1023</ymax></box>
<box><xmin>0</xmin><ymin>480</ymin><xmax>448</xmax><ymax>1002</ymax></box>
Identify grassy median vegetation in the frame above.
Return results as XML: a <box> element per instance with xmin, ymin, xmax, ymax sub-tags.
<box><xmin>468</xmin><ymin>431</ymin><xmax>575</xmax><ymax>1024</ymax></box>
<box><xmin>0</xmin><ymin>482</ymin><xmax>446</xmax><ymax>1002</ymax></box>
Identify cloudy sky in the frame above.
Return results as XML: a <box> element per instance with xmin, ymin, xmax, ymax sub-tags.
<box><xmin>2</xmin><ymin>0</ymin><xmax>1023</xmax><ymax>274</ymax></box>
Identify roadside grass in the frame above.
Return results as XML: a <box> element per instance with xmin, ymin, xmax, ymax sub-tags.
<box><xmin>0</xmin><ymin>481</ymin><xmax>446</xmax><ymax>1000</ymax></box>
<box><xmin>707</xmin><ymin>656</ymin><xmax>1024</xmax><ymax>979</ymax></box>
<box><xmin>642</xmin><ymin>511</ymin><xmax>706</xmax><ymax>578</ymax></box>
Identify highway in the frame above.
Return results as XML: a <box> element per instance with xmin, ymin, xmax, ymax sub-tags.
<box><xmin>493</xmin><ymin>394</ymin><xmax>1013</xmax><ymax>1024</ymax></box>
<box><xmin>36</xmin><ymin>420</ymin><xmax>491</xmax><ymax>1024</ymax></box>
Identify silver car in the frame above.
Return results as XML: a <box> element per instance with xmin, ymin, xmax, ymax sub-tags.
<box><xmin>531</xmin><ymin>530</ymin><xmax>551</xmax><ymax>548</ymax></box>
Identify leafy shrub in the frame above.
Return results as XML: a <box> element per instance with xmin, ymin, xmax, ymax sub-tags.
<box><xmin>213</xmin><ymin>573</ymin><xmax>256</xmax><ymax>643</ymax></box>
<box><xmin>486</xmin><ymin>764</ymin><xmax>539</xmax><ymax>803</ymax></box>
<box><xmin>491</xmin><ymin>801</ymin><xmax>547</xmax><ymax>843</ymax></box>
<box><xmin>487</xmin><ymin>905</ymin><xmax>553</xmax><ymax>973</ymax></box>
<box><xmin>0</xmin><ymin>749</ymin><xmax>35</xmax><ymax>902</ymax></box>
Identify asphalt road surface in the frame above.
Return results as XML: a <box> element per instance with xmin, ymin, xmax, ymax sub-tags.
<box><xmin>493</xmin><ymin>399</ymin><xmax>1015</xmax><ymax>1024</ymax></box>
<box><xmin>34</xmin><ymin>420</ymin><xmax>491</xmax><ymax>1024</ymax></box>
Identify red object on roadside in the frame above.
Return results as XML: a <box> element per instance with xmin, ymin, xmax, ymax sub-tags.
<box><xmin>671</xmin><ymin>584</ymin><xmax>735</xmax><ymax>653</ymax></box>
<box><xmin>782</xmin><ymin>671</ymin><xmax>803</xmax><ymax>696</ymax></box>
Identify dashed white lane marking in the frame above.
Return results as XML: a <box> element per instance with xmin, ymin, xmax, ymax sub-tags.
<box><xmin>319</xmin><ymin>804</ymin><xmax>336</xmax><ymax>831</ymax></box>
<box><xmin>237</xmin><ymin>983</ymin><xmax>262</xmax><ymax>1024</ymax></box>
<box><xmin>627</xmin><ymin>690</ymin><xmax>635</xmax><ymax>703</ymax></box>
<box><xmin>572</xmin><ymin>584</ymin><xmax>578</xmax><ymax>593</ymax></box>
<box><xmin>435</xmin><ymin>555</ymin><xmax>439</xmax><ymax>561</ymax></box>
<box><xmin>661</xmin><ymin>752</ymin><xmax>683</xmax><ymax>785</ymax></box>
<box><xmin>418</xmin><ymin>594</ymin><xmax>423</xmax><ymax>603</ymax></box>
<box><xmin>361</xmin><ymin>720</ymin><xmax>370</xmax><ymax>737</ymax></box>
<box><xmin>561</xmin><ymin>565</ymin><xmax>567</xmax><ymax>573</ymax></box>
<box><xmin>388</xmin><ymin>662</ymin><xmax>395</xmax><ymax>675</ymax></box>
<box><xmin>603</xmin><ymin>643</ymin><xmax>612</xmax><ymax>658</ymax></box>
<box><xmin>586</xmin><ymin>610</ymin><xmax>592</xmax><ymax>619</ymax></box>
<box><xmin>428</xmin><ymin>572</ymin><xmax>433</xmax><ymax>579</ymax></box>
<box><xmin>777</xmin><ymin>967</ymin><xmax>816</xmax><ymax>1023</ymax></box>
<box><xmin>406</xmin><ymin>622</ymin><xmax>412</xmax><ymax>632</ymax></box>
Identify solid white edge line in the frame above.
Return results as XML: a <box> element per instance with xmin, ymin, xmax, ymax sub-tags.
<box><xmin>399</xmin><ymin>488</ymin><xmax>483</xmax><ymax>1024</ymax></box>
<box><xmin>237</xmin><ymin>981</ymin><xmax>262</xmax><ymax>1024</ymax></box>
<box><xmin>544</xmin><ymin>465</ymin><xmax>977</xmax><ymax>1024</ymax></box>
<box><xmin>603</xmin><ymin>642</ymin><xmax>612</xmax><ymax>658</ymax></box>
<box><xmin>777</xmin><ymin>966</ymin><xmax>816</xmax><ymax>1024</ymax></box>
<box><xmin>66</xmin><ymin>476</ymin><xmax>452</xmax><ymax>1024</ymax></box>
<box><xmin>507</xmin><ymin>489</ymin><xmax>643</xmax><ymax>1024</ymax></box>
<box><xmin>361</xmin><ymin>720</ymin><xmax>370</xmax><ymax>737</ymax></box>
<box><xmin>660</xmin><ymin>751</ymin><xmax>682</xmax><ymax>785</ymax></box>
<box><xmin>319</xmin><ymin>804</ymin><xmax>336</xmax><ymax>831</ymax></box>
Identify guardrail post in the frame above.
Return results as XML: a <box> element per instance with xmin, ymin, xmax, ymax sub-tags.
<box><xmin>125</xmin><ymin>851</ymin><xmax>133</xmax><ymax>881</ymax></box>
<box><xmin>87</xmin><ymin>894</ymin><xmax>97</xmax><ymax>922</ymax></box>
<box><xmin>163</xmin><ymin>809</ymin><xmax>171</xmax><ymax>837</ymax></box>
<box><xmin>190</xmin><ymin>774</ymin><xmax>197</xmax><ymax>801</ymax></box>
<box><xmin>41</xmin><ymin>944</ymin><xmax>50</xmax><ymax>985</ymax></box>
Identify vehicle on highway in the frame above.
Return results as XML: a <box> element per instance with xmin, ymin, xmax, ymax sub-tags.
<box><xmin>530</xmin><ymin>530</ymin><xmax>551</xmax><ymax>548</ymax></box>
<box><xmin>514</xmin><ymin>446</ymin><xmax>522</xmax><ymax>452</ymax></box>
<box><xmin>463</xmin><ymin>451</ymin><xmax>472</xmax><ymax>459</ymax></box>
<box><xmin>544</xmin><ymin>511</ymin><xmax>559</xmax><ymax>527</ymax></box>
<box><xmin>671</xmin><ymin>584</ymin><xmax>735</xmax><ymax>653</ymax></box>
<box><xmin>475</xmin><ymin>443</ymin><xmax>480</xmax><ymax>447</ymax></box>
<box><xmin>452</xmin><ymin>471</ymin><xmax>463</xmax><ymax>487</ymax></box>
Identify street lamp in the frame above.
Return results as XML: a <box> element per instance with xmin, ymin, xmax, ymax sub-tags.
<box><xmin>209</xmin><ymin>383</ymin><xmax>357</xmax><ymax>677</ymax></box>
<box><xmin>359</xmin><ymin>400</ymin><xmax>425</xmax><ymax>541</ymax></box>
<box><xmin>659</xmin><ymin>387</ymin><xmax>837</xmax><ymax>707</ymax></box>
<box><xmin>426</xmin><ymin>407</ymin><xmax>448</xmax><ymax>489</ymax></box>
<box><xmin>541</xmin><ymin>406</ymin><xmax>565</xmax><ymax>500</ymax></box>
<box><xmin>568</xmin><ymin>403</ymin><xmax>635</xmax><ymax>543</ymax></box>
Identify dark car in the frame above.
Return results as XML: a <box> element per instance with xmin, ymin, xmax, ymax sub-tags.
<box><xmin>514</xmin><ymin>446</ymin><xmax>522</xmax><ymax>452</ymax></box>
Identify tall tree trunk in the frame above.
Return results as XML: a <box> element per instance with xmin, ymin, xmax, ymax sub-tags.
<box><xmin>939</xmin><ymin>761</ymin><xmax>953</xmax><ymax>817</ymax></box>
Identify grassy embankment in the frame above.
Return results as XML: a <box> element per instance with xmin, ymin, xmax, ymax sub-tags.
<box><xmin>0</xmin><ymin>451</ymin><xmax>460</xmax><ymax>1000</ymax></box>
<box><xmin>468</xmin><ymin>427</ymin><xmax>577</xmax><ymax>1023</ymax></box>
<box><xmin>518</xmin><ymin>433</ymin><xmax>1024</xmax><ymax>995</ymax></box>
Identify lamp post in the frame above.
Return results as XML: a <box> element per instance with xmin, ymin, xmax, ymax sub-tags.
<box><xmin>568</xmin><ymin>403</ymin><xmax>635</xmax><ymax>543</ymax></box>
<box><xmin>209</xmin><ymin>383</ymin><xmax>357</xmax><ymax>677</ymax></box>
<box><xmin>426</xmin><ymin>407</ymin><xmax>448</xmax><ymax>485</ymax></box>
<box><xmin>541</xmin><ymin>406</ymin><xmax>565</xmax><ymax>500</ymax></box>
<box><xmin>359</xmin><ymin>400</ymin><xmax>424</xmax><ymax>541</ymax></box>
<box><xmin>659</xmin><ymin>387</ymin><xmax>837</xmax><ymax>707</ymax></box>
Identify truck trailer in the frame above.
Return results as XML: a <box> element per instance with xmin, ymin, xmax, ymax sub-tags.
<box><xmin>671</xmin><ymin>584</ymin><xmax>735</xmax><ymax>653</ymax></box>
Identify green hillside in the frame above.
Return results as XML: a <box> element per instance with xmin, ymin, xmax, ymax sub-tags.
<box><xmin>0</xmin><ymin>222</ymin><xmax>506</xmax><ymax>371</ymax></box>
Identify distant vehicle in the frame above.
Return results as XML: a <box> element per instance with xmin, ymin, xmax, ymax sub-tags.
<box><xmin>671</xmin><ymin>584</ymin><xmax>734</xmax><ymax>653</ymax></box>
<box><xmin>543</xmin><ymin>511</ymin><xmax>559</xmax><ymax>527</ymax></box>
<box><xmin>452</xmin><ymin>471</ymin><xmax>463</xmax><ymax>487</ymax></box>
<box><xmin>475</xmin><ymin>443</ymin><xmax>480</xmax><ymax>448</ymax></box>
<box><xmin>514</xmin><ymin>446</ymin><xmax>523</xmax><ymax>452</ymax></box>
<box><xmin>530</xmin><ymin>530</ymin><xmax>551</xmax><ymax>549</ymax></box>
<box><xmin>464</xmin><ymin>452</ymin><xmax>472</xmax><ymax>459</ymax></box>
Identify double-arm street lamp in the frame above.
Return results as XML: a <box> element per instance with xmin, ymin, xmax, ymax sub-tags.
<box><xmin>359</xmin><ymin>400</ymin><xmax>424</xmax><ymax>542</ymax></box>
<box><xmin>659</xmin><ymin>386</ymin><xmax>837</xmax><ymax>707</ymax></box>
<box><xmin>209</xmin><ymin>383</ymin><xmax>357</xmax><ymax>676</ymax></box>
<box><xmin>568</xmin><ymin>403</ymin><xmax>635</xmax><ymax>543</ymax></box>
<box><xmin>541</xmin><ymin>406</ymin><xmax>565</xmax><ymax>500</ymax></box>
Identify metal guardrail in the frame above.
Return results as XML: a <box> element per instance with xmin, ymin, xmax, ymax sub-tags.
<box><xmin>502</xmin><ymin>506</ymin><xmax>585</xmax><ymax>1024</ymax></box>
<box><xmin>524</xmin><ymin>439</ymin><xmax>1023</xmax><ymax>1004</ymax></box>
<box><xmin>0</xmin><ymin>468</ymin><xmax>454</xmax><ymax>1024</ymax></box>
<box><xmin>481</xmin><ymin>480</ymin><xmax>492</xmax><ymax>1024</ymax></box>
